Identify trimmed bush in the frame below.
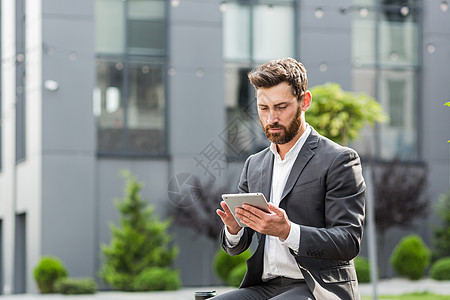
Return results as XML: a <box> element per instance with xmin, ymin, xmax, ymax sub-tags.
<box><xmin>33</xmin><ymin>256</ymin><xmax>68</xmax><ymax>294</ymax></box>
<box><xmin>354</xmin><ymin>257</ymin><xmax>371</xmax><ymax>283</ymax></box>
<box><xmin>133</xmin><ymin>267</ymin><xmax>181</xmax><ymax>291</ymax></box>
<box><xmin>227</xmin><ymin>264</ymin><xmax>247</xmax><ymax>287</ymax></box>
<box><xmin>213</xmin><ymin>248</ymin><xmax>251</xmax><ymax>284</ymax></box>
<box><xmin>430</xmin><ymin>257</ymin><xmax>450</xmax><ymax>280</ymax></box>
<box><xmin>390</xmin><ymin>234</ymin><xmax>430</xmax><ymax>280</ymax></box>
<box><xmin>55</xmin><ymin>278</ymin><xmax>97</xmax><ymax>295</ymax></box>
<box><xmin>99</xmin><ymin>172</ymin><xmax>179</xmax><ymax>291</ymax></box>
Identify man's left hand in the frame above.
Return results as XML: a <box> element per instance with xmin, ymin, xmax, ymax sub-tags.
<box><xmin>235</xmin><ymin>203</ymin><xmax>291</xmax><ymax>240</ymax></box>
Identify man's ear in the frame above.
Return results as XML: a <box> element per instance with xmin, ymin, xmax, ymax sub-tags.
<box><xmin>301</xmin><ymin>90</ymin><xmax>312</xmax><ymax>112</ymax></box>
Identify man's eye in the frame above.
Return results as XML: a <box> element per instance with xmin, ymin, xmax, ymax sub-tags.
<box><xmin>259</xmin><ymin>107</ymin><xmax>268</xmax><ymax>111</ymax></box>
<box><xmin>277</xmin><ymin>106</ymin><xmax>287</xmax><ymax>110</ymax></box>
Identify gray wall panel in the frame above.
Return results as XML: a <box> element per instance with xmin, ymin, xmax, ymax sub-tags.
<box><xmin>41</xmin><ymin>155</ymin><xmax>96</xmax><ymax>277</ymax></box>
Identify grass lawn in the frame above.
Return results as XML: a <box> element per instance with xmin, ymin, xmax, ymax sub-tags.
<box><xmin>362</xmin><ymin>291</ymin><xmax>450</xmax><ymax>300</ymax></box>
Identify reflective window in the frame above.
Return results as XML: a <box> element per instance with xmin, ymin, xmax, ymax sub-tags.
<box><xmin>95</xmin><ymin>0</ymin><xmax>166</xmax><ymax>155</ymax></box>
<box><xmin>95</xmin><ymin>0</ymin><xmax>125</xmax><ymax>54</ymax></box>
<box><xmin>222</xmin><ymin>0</ymin><xmax>296</xmax><ymax>156</ymax></box>
<box><xmin>351</xmin><ymin>0</ymin><xmax>420</xmax><ymax>160</ymax></box>
<box><xmin>379</xmin><ymin>70</ymin><xmax>417</xmax><ymax>159</ymax></box>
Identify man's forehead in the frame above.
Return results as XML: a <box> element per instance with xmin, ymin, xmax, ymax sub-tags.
<box><xmin>256</xmin><ymin>89</ymin><xmax>296</xmax><ymax>105</ymax></box>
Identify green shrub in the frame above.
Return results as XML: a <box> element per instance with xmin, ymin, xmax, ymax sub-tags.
<box><xmin>354</xmin><ymin>257</ymin><xmax>371</xmax><ymax>283</ymax></box>
<box><xmin>55</xmin><ymin>278</ymin><xmax>97</xmax><ymax>295</ymax></box>
<box><xmin>33</xmin><ymin>256</ymin><xmax>68</xmax><ymax>294</ymax></box>
<box><xmin>99</xmin><ymin>172</ymin><xmax>179</xmax><ymax>290</ymax></box>
<box><xmin>430</xmin><ymin>257</ymin><xmax>450</xmax><ymax>280</ymax></box>
<box><xmin>227</xmin><ymin>264</ymin><xmax>247</xmax><ymax>287</ymax></box>
<box><xmin>213</xmin><ymin>248</ymin><xmax>251</xmax><ymax>284</ymax></box>
<box><xmin>133</xmin><ymin>267</ymin><xmax>181</xmax><ymax>291</ymax></box>
<box><xmin>390</xmin><ymin>234</ymin><xmax>431</xmax><ymax>280</ymax></box>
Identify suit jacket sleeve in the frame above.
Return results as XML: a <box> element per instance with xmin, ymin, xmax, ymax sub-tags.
<box><xmin>220</xmin><ymin>155</ymin><xmax>255</xmax><ymax>256</ymax></box>
<box><xmin>296</xmin><ymin>148</ymin><xmax>366</xmax><ymax>261</ymax></box>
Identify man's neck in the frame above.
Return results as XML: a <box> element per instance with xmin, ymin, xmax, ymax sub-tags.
<box><xmin>276</xmin><ymin>124</ymin><xmax>307</xmax><ymax>160</ymax></box>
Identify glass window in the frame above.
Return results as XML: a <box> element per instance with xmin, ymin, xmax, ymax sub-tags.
<box><xmin>379</xmin><ymin>3</ymin><xmax>419</xmax><ymax>66</ymax></box>
<box><xmin>351</xmin><ymin>0</ymin><xmax>419</xmax><ymax>160</ymax></box>
<box><xmin>223</xmin><ymin>3</ymin><xmax>251</xmax><ymax>61</ymax></box>
<box><xmin>350</xmin><ymin>69</ymin><xmax>378</xmax><ymax>157</ymax></box>
<box><xmin>253</xmin><ymin>4</ymin><xmax>295</xmax><ymax>62</ymax></box>
<box><xmin>95</xmin><ymin>0</ymin><xmax>167</xmax><ymax>155</ymax></box>
<box><xmin>95</xmin><ymin>0</ymin><xmax>125</xmax><ymax>54</ymax></box>
<box><xmin>127</xmin><ymin>62</ymin><xmax>165</xmax><ymax>153</ymax></box>
<box><xmin>96</xmin><ymin>60</ymin><xmax>125</xmax><ymax>152</ymax></box>
<box><xmin>352</xmin><ymin>8</ymin><xmax>377</xmax><ymax>66</ymax></box>
<box><xmin>128</xmin><ymin>0</ymin><xmax>166</xmax><ymax>55</ymax></box>
<box><xmin>222</xmin><ymin>1</ymin><xmax>296</xmax><ymax>156</ymax></box>
<box><xmin>379</xmin><ymin>69</ymin><xmax>417</xmax><ymax>159</ymax></box>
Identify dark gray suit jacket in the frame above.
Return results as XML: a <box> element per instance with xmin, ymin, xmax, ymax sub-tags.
<box><xmin>220</xmin><ymin>128</ymin><xmax>366</xmax><ymax>300</ymax></box>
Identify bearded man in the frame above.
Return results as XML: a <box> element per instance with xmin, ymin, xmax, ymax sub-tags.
<box><xmin>215</xmin><ymin>57</ymin><xmax>366</xmax><ymax>300</ymax></box>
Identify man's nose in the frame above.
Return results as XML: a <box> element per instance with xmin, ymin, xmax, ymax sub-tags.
<box><xmin>267</xmin><ymin>109</ymin><xmax>279</xmax><ymax>124</ymax></box>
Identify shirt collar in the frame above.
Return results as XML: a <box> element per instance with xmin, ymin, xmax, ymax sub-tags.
<box><xmin>270</xmin><ymin>124</ymin><xmax>312</xmax><ymax>161</ymax></box>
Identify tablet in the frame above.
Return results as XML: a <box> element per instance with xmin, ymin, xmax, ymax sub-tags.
<box><xmin>221</xmin><ymin>193</ymin><xmax>269</xmax><ymax>227</ymax></box>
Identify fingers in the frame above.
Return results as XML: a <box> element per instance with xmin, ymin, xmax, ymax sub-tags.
<box><xmin>267</xmin><ymin>203</ymin><xmax>285</xmax><ymax>217</ymax></box>
<box><xmin>217</xmin><ymin>202</ymin><xmax>241</xmax><ymax>232</ymax></box>
<box><xmin>220</xmin><ymin>201</ymin><xmax>232</xmax><ymax>213</ymax></box>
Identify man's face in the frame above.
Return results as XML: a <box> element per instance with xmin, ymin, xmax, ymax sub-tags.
<box><xmin>256</xmin><ymin>82</ymin><xmax>303</xmax><ymax>145</ymax></box>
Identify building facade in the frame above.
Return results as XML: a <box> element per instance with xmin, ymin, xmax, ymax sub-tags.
<box><xmin>0</xmin><ymin>0</ymin><xmax>449</xmax><ymax>294</ymax></box>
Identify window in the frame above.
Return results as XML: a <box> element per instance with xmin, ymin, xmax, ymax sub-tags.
<box><xmin>222</xmin><ymin>0</ymin><xmax>296</xmax><ymax>156</ymax></box>
<box><xmin>95</xmin><ymin>0</ymin><xmax>166</xmax><ymax>155</ymax></box>
<box><xmin>16</xmin><ymin>0</ymin><xmax>26</xmax><ymax>162</ymax></box>
<box><xmin>351</xmin><ymin>0</ymin><xmax>420</xmax><ymax>159</ymax></box>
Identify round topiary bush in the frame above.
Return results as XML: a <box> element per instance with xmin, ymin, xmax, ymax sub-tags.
<box><xmin>390</xmin><ymin>234</ymin><xmax>430</xmax><ymax>280</ymax></box>
<box><xmin>133</xmin><ymin>267</ymin><xmax>181</xmax><ymax>291</ymax></box>
<box><xmin>33</xmin><ymin>256</ymin><xmax>68</xmax><ymax>293</ymax></box>
<box><xmin>354</xmin><ymin>257</ymin><xmax>371</xmax><ymax>283</ymax></box>
<box><xmin>55</xmin><ymin>278</ymin><xmax>97</xmax><ymax>295</ymax></box>
<box><xmin>430</xmin><ymin>257</ymin><xmax>450</xmax><ymax>280</ymax></box>
<box><xmin>213</xmin><ymin>248</ymin><xmax>252</xmax><ymax>285</ymax></box>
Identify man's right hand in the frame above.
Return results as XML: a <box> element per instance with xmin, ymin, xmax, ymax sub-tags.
<box><xmin>216</xmin><ymin>201</ymin><xmax>242</xmax><ymax>235</ymax></box>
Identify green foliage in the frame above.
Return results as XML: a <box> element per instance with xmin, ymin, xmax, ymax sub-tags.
<box><xmin>99</xmin><ymin>171</ymin><xmax>179</xmax><ymax>291</ymax></box>
<box><xmin>33</xmin><ymin>256</ymin><xmax>68</xmax><ymax>294</ymax></box>
<box><xmin>133</xmin><ymin>267</ymin><xmax>181</xmax><ymax>291</ymax></box>
<box><xmin>390</xmin><ymin>235</ymin><xmax>431</xmax><ymax>280</ymax></box>
<box><xmin>55</xmin><ymin>278</ymin><xmax>97</xmax><ymax>295</ymax></box>
<box><xmin>227</xmin><ymin>264</ymin><xmax>247</xmax><ymax>287</ymax></box>
<box><xmin>432</xmin><ymin>191</ymin><xmax>450</xmax><ymax>261</ymax></box>
<box><xmin>430</xmin><ymin>257</ymin><xmax>450</xmax><ymax>280</ymax></box>
<box><xmin>308</xmin><ymin>83</ymin><xmax>388</xmax><ymax>145</ymax></box>
<box><xmin>213</xmin><ymin>248</ymin><xmax>251</xmax><ymax>285</ymax></box>
<box><xmin>354</xmin><ymin>256</ymin><xmax>371</xmax><ymax>283</ymax></box>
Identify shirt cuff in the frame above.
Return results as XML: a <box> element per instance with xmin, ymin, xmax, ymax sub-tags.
<box><xmin>280</xmin><ymin>223</ymin><xmax>300</xmax><ymax>254</ymax></box>
<box><xmin>224</xmin><ymin>226</ymin><xmax>244</xmax><ymax>247</ymax></box>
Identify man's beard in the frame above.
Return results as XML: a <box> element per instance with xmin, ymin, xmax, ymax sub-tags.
<box><xmin>262</xmin><ymin>108</ymin><xmax>302</xmax><ymax>145</ymax></box>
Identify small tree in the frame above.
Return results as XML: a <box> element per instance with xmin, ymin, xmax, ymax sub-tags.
<box><xmin>431</xmin><ymin>191</ymin><xmax>450</xmax><ymax>261</ymax></box>
<box><xmin>171</xmin><ymin>177</ymin><xmax>237</xmax><ymax>241</ymax></box>
<box><xmin>99</xmin><ymin>171</ymin><xmax>179</xmax><ymax>291</ymax></box>
<box><xmin>308</xmin><ymin>83</ymin><xmax>388</xmax><ymax>145</ymax></box>
<box><xmin>373</xmin><ymin>160</ymin><xmax>429</xmax><ymax>237</ymax></box>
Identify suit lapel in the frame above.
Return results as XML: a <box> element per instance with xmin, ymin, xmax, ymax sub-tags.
<box><xmin>260</xmin><ymin>150</ymin><xmax>274</xmax><ymax>203</ymax></box>
<box><xmin>280</xmin><ymin>129</ymin><xmax>319</xmax><ymax>202</ymax></box>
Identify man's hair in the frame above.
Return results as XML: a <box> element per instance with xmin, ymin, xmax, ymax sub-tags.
<box><xmin>248</xmin><ymin>57</ymin><xmax>308</xmax><ymax>100</ymax></box>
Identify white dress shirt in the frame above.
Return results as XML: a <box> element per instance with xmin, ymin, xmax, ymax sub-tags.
<box><xmin>225</xmin><ymin>125</ymin><xmax>311</xmax><ymax>281</ymax></box>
